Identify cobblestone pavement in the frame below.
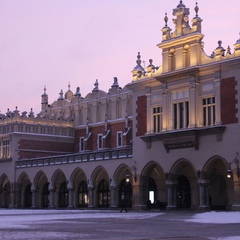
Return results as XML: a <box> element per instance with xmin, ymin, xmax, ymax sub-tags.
<box><xmin>0</xmin><ymin>209</ymin><xmax>239</xmax><ymax>240</ymax></box>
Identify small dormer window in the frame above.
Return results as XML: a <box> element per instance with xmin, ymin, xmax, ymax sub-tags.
<box><xmin>98</xmin><ymin>134</ymin><xmax>103</xmax><ymax>150</ymax></box>
<box><xmin>117</xmin><ymin>131</ymin><xmax>122</xmax><ymax>147</ymax></box>
<box><xmin>79</xmin><ymin>137</ymin><xmax>84</xmax><ymax>152</ymax></box>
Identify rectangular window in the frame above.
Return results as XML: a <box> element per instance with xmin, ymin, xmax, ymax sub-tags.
<box><xmin>98</xmin><ymin>134</ymin><xmax>103</xmax><ymax>150</ymax></box>
<box><xmin>2</xmin><ymin>140</ymin><xmax>10</xmax><ymax>159</ymax></box>
<box><xmin>203</xmin><ymin>97</ymin><xmax>216</xmax><ymax>126</ymax></box>
<box><xmin>173</xmin><ymin>101</ymin><xmax>189</xmax><ymax>129</ymax></box>
<box><xmin>117</xmin><ymin>131</ymin><xmax>122</xmax><ymax>147</ymax></box>
<box><xmin>153</xmin><ymin>106</ymin><xmax>162</xmax><ymax>133</ymax></box>
<box><xmin>79</xmin><ymin>137</ymin><xmax>84</xmax><ymax>151</ymax></box>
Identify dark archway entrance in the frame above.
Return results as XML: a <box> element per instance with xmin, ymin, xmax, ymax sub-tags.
<box><xmin>42</xmin><ymin>182</ymin><xmax>49</xmax><ymax>208</ymax></box>
<box><xmin>177</xmin><ymin>175</ymin><xmax>191</xmax><ymax>209</ymax></box>
<box><xmin>97</xmin><ymin>180</ymin><xmax>109</xmax><ymax>208</ymax></box>
<box><xmin>78</xmin><ymin>181</ymin><xmax>89</xmax><ymax>208</ymax></box>
<box><xmin>24</xmin><ymin>184</ymin><xmax>32</xmax><ymax>208</ymax></box>
<box><xmin>59</xmin><ymin>182</ymin><xmax>68</xmax><ymax>207</ymax></box>
<box><xmin>119</xmin><ymin>179</ymin><xmax>132</xmax><ymax>208</ymax></box>
<box><xmin>209</xmin><ymin>175</ymin><xmax>227</xmax><ymax>210</ymax></box>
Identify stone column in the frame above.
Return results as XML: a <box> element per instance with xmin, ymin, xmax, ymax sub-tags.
<box><xmin>31</xmin><ymin>189</ymin><xmax>37</xmax><ymax>209</ymax></box>
<box><xmin>67</xmin><ymin>188</ymin><xmax>74</xmax><ymax>208</ymax></box>
<box><xmin>88</xmin><ymin>187</ymin><xmax>95</xmax><ymax>208</ymax></box>
<box><xmin>166</xmin><ymin>181</ymin><xmax>177</xmax><ymax>210</ymax></box>
<box><xmin>189</xmin><ymin>82</ymin><xmax>197</xmax><ymax>128</ymax></box>
<box><xmin>9</xmin><ymin>182</ymin><xmax>17</xmax><ymax>208</ymax></box>
<box><xmin>198</xmin><ymin>180</ymin><xmax>210</xmax><ymax>210</ymax></box>
<box><xmin>15</xmin><ymin>183</ymin><xmax>22</xmax><ymax>208</ymax></box>
<box><xmin>162</xmin><ymin>87</ymin><xmax>168</xmax><ymax>131</ymax></box>
<box><xmin>132</xmin><ymin>180</ymin><xmax>146</xmax><ymax>210</ymax></box>
<box><xmin>48</xmin><ymin>189</ymin><xmax>55</xmax><ymax>209</ymax></box>
<box><xmin>110</xmin><ymin>179</ymin><xmax>118</xmax><ymax>209</ymax></box>
<box><xmin>214</xmin><ymin>79</ymin><xmax>222</xmax><ymax>125</ymax></box>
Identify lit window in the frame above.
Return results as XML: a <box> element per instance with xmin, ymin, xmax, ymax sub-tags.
<box><xmin>153</xmin><ymin>106</ymin><xmax>162</xmax><ymax>133</ymax></box>
<box><xmin>202</xmin><ymin>97</ymin><xmax>216</xmax><ymax>126</ymax></box>
<box><xmin>173</xmin><ymin>101</ymin><xmax>189</xmax><ymax>129</ymax></box>
<box><xmin>2</xmin><ymin>140</ymin><xmax>10</xmax><ymax>159</ymax></box>
<box><xmin>117</xmin><ymin>131</ymin><xmax>122</xmax><ymax>147</ymax></box>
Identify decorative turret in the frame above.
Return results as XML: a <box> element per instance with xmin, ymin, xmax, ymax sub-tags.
<box><xmin>172</xmin><ymin>0</ymin><xmax>191</xmax><ymax>37</ymax></box>
<box><xmin>41</xmin><ymin>86</ymin><xmax>48</xmax><ymax>112</ymax></box>
<box><xmin>132</xmin><ymin>52</ymin><xmax>145</xmax><ymax>81</ymax></box>
<box><xmin>161</xmin><ymin>1</ymin><xmax>202</xmax><ymax>41</ymax></box>
<box><xmin>41</xmin><ymin>86</ymin><xmax>48</xmax><ymax>104</ymax></box>
<box><xmin>158</xmin><ymin>1</ymin><xmax>204</xmax><ymax>73</ymax></box>
<box><xmin>74</xmin><ymin>87</ymin><xmax>81</xmax><ymax>97</ymax></box>
<box><xmin>65</xmin><ymin>83</ymin><xmax>73</xmax><ymax>101</ymax></box>
<box><xmin>214</xmin><ymin>41</ymin><xmax>226</xmax><ymax>58</ymax></box>
<box><xmin>92</xmin><ymin>79</ymin><xmax>99</xmax><ymax>92</ymax></box>
<box><xmin>58</xmin><ymin>89</ymin><xmax>64</xmax><ymax>100</ymax></box>
<box><xmin>234</xmin><ymin>33</ymin><xmax>240</xmax><ymax>53</ymax></box>
<box><xmin>146</xmin><ymin>59</ymin><xmax>156</xmax><ymax>74</ymax></box>
<box><xmin>109</xmin><ymin>77</ymin><xmax>122</xmax><ymax>94</ymax></box>
<box><xmin>161</xmin><ymin>13</ymin><xmax>171</xmax><ymax>41</ymax></box>
<box><xmin>192</xmin><ymin>2</ymin><xmax>202</xmax><ymax>33</ymax></box>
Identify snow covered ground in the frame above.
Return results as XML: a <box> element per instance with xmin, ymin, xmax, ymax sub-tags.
<box><xmin>0</xmin><ymin>209</ymin><xmax>239</xmax><ymax>240</ymax></box>
<box><xmin>186</xmin><ymin>211</ymin><xmax>240</xmax><ymax>224</ymax></box>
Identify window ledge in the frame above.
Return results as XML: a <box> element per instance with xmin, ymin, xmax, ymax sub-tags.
<box><xmin>140</xmin><ymin>125</ymin><xmax>226</xmax><ymax>152</ymax></box>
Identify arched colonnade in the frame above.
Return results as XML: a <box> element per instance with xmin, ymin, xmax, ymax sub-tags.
<box><xmin>0</xmin><ymin>156</ymin><xmax>233</xmax><ymax>210</ymax></box>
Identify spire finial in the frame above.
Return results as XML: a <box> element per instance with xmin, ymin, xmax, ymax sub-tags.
<box><xmin>177</xmin><ymin>0</ymin><xmax>185</xmax><ymax>7</ymax></box>
<box><xmin>164</xmin><ymin>12</ymin><xmax>168</xmax><ymax>27</ymax></box>
<box><xmin>68</xmin><ymin>82</ymin><xmax>71</xmax><ymax>90</ymax></box>
<box><xmin>136</xmin><ymin>52</ymin><xmax>142</xmax><ymax>66</ymax></box>
<box><xmin>195</xmin><ymin>2</ymin><xmax>199</xmax><ymax>17</ymax></box>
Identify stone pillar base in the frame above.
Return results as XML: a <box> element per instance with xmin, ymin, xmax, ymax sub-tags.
<box><xmin>166</xmin><ymin>206</ymin><xmax>177</xmax><ymax>210</ymax></box>
<box><xmin>132</xmin><ymin>204</ymin><xmax>147</xmax><ymax>211</ymax></box>
<box><xmin>198</xmin><ymin>205</ymin><xmax>210</xmax><ymax>210</ymax></box>
<box><xmin>231</xmin><ymin>205</ymin><xmax>240</xmax><ymax>211</ymax></box>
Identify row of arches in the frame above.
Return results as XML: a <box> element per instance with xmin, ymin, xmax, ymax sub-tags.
<box><xmin>0</xmin><ymin>156</ymin><xmax>233</xmax><ymax>210</ymax></box>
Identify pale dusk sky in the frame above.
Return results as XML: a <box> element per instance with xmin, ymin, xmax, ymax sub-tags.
<box><xmin>0</xmin><ymin>0</ymin><xmax>239</xmax><ymax>114</ymax></box>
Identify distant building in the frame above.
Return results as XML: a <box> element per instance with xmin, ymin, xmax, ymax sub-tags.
<box><xmin>0</xmin><ymin>1</ymin><xmax>240</xmax><ymax>210</ymax></box>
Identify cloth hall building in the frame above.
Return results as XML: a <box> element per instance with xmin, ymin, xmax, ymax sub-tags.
<box><xmin>1</xmin><ymin>1</ymin><xmax>240</xmax><ymax>210</ymax></box>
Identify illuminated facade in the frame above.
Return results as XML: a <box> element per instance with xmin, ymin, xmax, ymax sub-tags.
<box><xmin>0</xmin><ymin>1</ymin><xmax>240</xmax><ymax>210</ymax></box>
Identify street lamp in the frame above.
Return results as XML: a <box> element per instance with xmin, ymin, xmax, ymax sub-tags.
<box><xmin>126</xmin><ymin>173</ymin><xmax>130</xmax><ymax>183</ymax></box>
<box><xmin>227</xmin><ymin>152</ymin><xmax>240</xmax><ymax>179</ymax></box>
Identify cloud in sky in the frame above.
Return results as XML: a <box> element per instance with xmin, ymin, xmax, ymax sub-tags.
<box><xmin>0</xmin><ymin>0</ymin><xmax>239</xmax><ymax>113</ymax></box>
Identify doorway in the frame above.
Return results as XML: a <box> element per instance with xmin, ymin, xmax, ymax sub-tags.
<box><xmin>177</xmin><ymin>175</ymin><xmax>191</xmax><ymax>209</ymax></box>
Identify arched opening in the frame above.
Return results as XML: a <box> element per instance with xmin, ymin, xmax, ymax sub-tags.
<box><xmin>78</xmin><ymin>181</ymin><xmax>89</xmax><ymax>208</ymax></box>
<box><xmin>0</xmin><ymin>176</ymin><xmax>10</xmax><ymax>208</ymax></box>
<box><xmin>118</xmin><ymin>179</ymin><xmax>132</xmax><ymax>208</ymax></box>
<box><xmin>209</xmin><ymin>175</ymin><xmax>227</xmax><ymax>210</ymax></box>
<box><xmin>24</xmin><ymin>183</ymin><xmax>32</xmax><ymax>208</ymax></box>
<box><xmin>141</xmin><ymin>162</ymin><xmax>166</xmax><ymax>210</ymax></box>
<box><xmin>59</xmin><ymin>182</ymin><xmax>68</xmax><ymax>208</ymax></box>
<box><xmin>147</xmin><ymin>177</ymin><xmax>158</xmax><ymax>209</ymax></box>
<box><xmin>42</xmin><ymin>182</ymin><xmax>49</xmax><ymax>208</ymax></box>
<box><xmin>97</xmin><ymin>179</ymin><xmax>109</xmax><ymax>208</ymax></box>
<box><xmin>203</xmin><ymin>157</ymin><xmax>230</xmax><ymax>210</ymax></box>
<box><xmin>177</xmin><ymin>175</ymin><xmax>191</xmax><ymax>209</ymax></box>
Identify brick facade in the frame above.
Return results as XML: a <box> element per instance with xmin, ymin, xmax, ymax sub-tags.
<box><xmin>136</xmin><ymin>95</ymin><xmax>147</xmax><ymax>136</ymax></box>
<box><xmin>19</xmin><ymin>139</ymin><xmax>75</xmax><ymax>159</ymax></box>
<box><xmin>221</xmin><ymin>77</ymin><xmax>238</xmax><ymax>124</ymax></box>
